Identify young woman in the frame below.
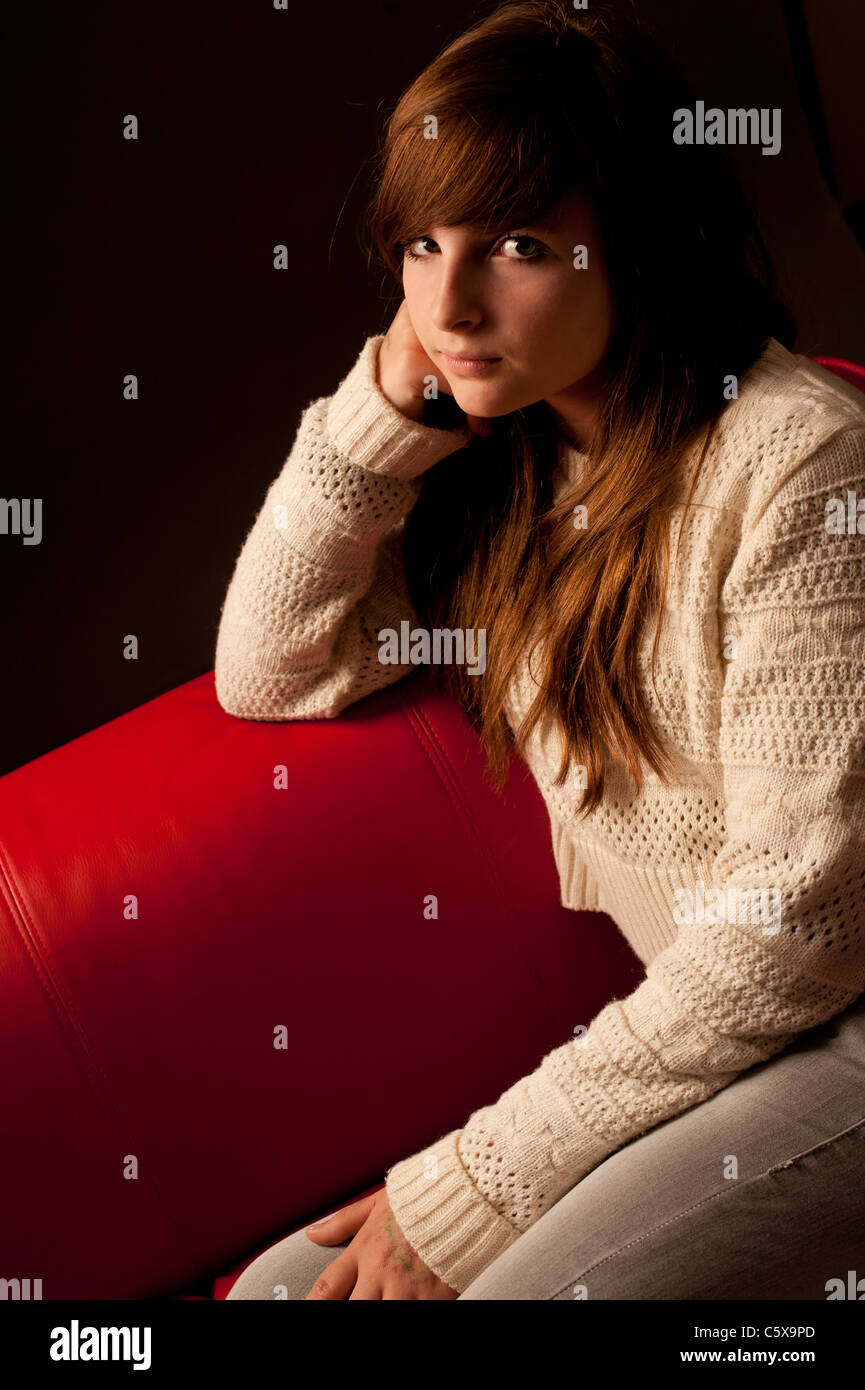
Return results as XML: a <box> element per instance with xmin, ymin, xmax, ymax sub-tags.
<box><xmin>217</xmin><ymin>1</ymin><xmax>865</xmax><ymax>1300</ymax></box>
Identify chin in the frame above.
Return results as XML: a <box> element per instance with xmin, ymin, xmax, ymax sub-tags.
<box><xmin>450</xmin><ymin>379</ymin><xmax>536</xmax><ymax>419</ymax></box>
<box><xmin>450</xmin><ymin>389</ymin><xmax>503</xmax><ymax>414</ymax></box>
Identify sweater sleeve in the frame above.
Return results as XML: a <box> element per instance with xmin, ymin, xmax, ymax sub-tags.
<box><xmin>384</xmin><ymin>424</ymin><xmax>865</xmax><ymax>1294</ymax></box>
<box><xmin>214</xmin><ymin>334</ymin><xmax>471</xmax><ymax>720</ymax></box>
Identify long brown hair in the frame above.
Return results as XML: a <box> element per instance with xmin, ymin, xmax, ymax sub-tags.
<box><xmin>364</xmin><ymin>0</ymin><xmax>795</xmax><ymax>816</ymax></box>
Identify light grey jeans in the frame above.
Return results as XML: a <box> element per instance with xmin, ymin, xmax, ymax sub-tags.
<box><xmin>226</xmin><ymin>991</ymin><xmax>865</xmax><ymax>1300</ymax></box>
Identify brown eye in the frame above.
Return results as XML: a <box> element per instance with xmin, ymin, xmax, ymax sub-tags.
<box><xmin>402</xmin><ymin>236</ymin><xmax>436</xmax><ymax>262</ymax></box>
<box><xmin>497</xmin><ymin>234</ymin><xmax>546</xmax><ymax>261</ymax></box>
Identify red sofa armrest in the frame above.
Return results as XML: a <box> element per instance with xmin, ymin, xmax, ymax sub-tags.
<box><xmin>0</xmin><ymin>665</ymin><xmax>641</xmax><ymax>1299</ymax></box>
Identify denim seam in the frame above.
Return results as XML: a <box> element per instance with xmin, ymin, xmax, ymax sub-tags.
<box><xmin>551</xmin><ymin>1115</ymin><xmax>865</xmax><ymax>1300</ymax></box>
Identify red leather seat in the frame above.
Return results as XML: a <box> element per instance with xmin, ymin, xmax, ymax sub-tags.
<box><xmin>0</xmin><ymin>666</ymin><xmax>643</xmax><ymax>1299</ymax></box>
<box><xmin>2</xmin><ymin>353</ymin><xmax>861</xmax><ymax>1300</ymax></box>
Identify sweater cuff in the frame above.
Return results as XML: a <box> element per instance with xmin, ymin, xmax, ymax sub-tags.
<box><xmin>326</xmin><ymin>335</ymin><xmax>472</xmax><ymax>481</ymax></box>
<box><xmin>384</xmin><ymin>1129</ymin><xmax>521</xmax><ymax>1294</ymax></box>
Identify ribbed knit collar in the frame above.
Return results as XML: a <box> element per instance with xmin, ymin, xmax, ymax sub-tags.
<box><xmin>554</xmin><ymin>435</ymin><xmax>589</xmax><ymax>483</ymax></box>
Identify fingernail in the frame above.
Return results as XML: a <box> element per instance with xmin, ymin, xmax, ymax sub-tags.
<box><xmin>307</xmin><ymin>1212</ymin><xmax>338</xmax><ymax>1228</ymax></box>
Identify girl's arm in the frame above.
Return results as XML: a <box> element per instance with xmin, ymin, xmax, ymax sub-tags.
<box><xmin>383</xmin><ymin>425</ymin><xmax>865</xmax><ymax>1294</ymax></box>
<box><xmin>214</xmin><ymin>333</ymin><xmax>471</xmax><ymax>720</ymax></box>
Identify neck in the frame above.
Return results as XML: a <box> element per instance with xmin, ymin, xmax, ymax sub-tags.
<box><xmin>545</xmin><ymin>363</ymin><xmax>607</xmax><ymax>454</ymax></box>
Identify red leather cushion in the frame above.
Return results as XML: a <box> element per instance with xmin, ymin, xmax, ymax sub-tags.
<box><xmin>0</xmin><ymin>665</ymin><xmax>641</xmax><ymax>1298</ymax></box>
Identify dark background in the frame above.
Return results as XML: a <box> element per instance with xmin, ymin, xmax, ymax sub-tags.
<box><xmin>5</xmin><ymin>0</ymin><xmax>864</xmax><ymax>778</ymax></box>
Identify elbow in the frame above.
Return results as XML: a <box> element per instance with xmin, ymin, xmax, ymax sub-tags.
<box><xmin>213</xmin><ymin>665</ymin><xmax>340</xmax><ymax>723</ymax></box>
<box><xmin>213</xmin><ymin>659</ymin><xmax>275</xmax><ymax>721</ymax></box>
<box><xmin>213</xmin><ymin>676</ymin><xmax>259</xmax><ymax>721</ymax></box>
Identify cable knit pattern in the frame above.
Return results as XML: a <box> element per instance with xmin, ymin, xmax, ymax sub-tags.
<box><xmin>214</xmin><ymin>332</ymin><xmax>865</xmax><ymax>1294</ymax></box>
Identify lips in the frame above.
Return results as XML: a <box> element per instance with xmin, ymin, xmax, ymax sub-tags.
<box><xmin>441</xmin><ymin>351</ymin><xmax>500</xmax><ymax>361</ymax></box>
<box><xmin>438</xmin><ymin>352</ymin><xmax>503</xmax><ymax>378</ymax></box>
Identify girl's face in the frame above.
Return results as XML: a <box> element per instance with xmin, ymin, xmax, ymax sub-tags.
<box><xmin>401</xmin><ymin>187</ymin><xmax>617</xmax><ymax>450</ymax></box>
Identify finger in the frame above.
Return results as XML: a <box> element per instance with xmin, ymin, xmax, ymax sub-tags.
<box><xmin>305</xmin><ymin>1195</ymin><xmax>375</xmax><ymax>1244</ymax></box>
<box><xmin>304</xmin><ymin>1254</ymin><xmax>357</xmax><ymax>1301</ymax></box>
<box><xmin>348</xmin><ymin>1278</ymin><xmax>383</xmax><ymax>1301</ymax></box>
<box><xmin>382</xmin><ymin>1282</ymin><xmax>417</xmax><ymax>1300</ymax></box>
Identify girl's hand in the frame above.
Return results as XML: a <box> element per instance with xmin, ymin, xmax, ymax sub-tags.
<box><xmin>378</xmin><ymin>299</ymin><xmax>492</xmax><ymax>439</ymax></box>
<box><xmin>304</xmin><ymin>1188</ymin><xmax>459</xmax><ymax>1300</ymax></box>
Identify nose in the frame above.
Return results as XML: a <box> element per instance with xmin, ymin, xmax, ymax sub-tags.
<box><xmin>428</xmin><ymin>254</ymin><xmax>487</xmax><ymax>337</ymax></box>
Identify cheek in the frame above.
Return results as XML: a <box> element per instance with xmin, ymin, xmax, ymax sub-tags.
<box><xmin>514</xmin><ymin>273</ymin><xmax>586</xmax><ymax>338</ymax></box>
<box><xmin>401</xmin><ymin>281</ymin><xmax>433</xmax><ymax>345</ymax></box>
<box><xmin>552</xmin><ymin>269</ymin><xmax>615</xmax><ymax>351</ymax></box>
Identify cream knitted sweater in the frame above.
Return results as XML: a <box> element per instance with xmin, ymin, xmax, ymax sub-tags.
<box><xmin>214</xmin><ymin>333</ymin><xmax>865</xmax><ymax>1294</ymax></box>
